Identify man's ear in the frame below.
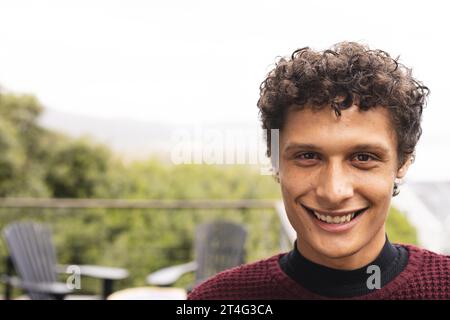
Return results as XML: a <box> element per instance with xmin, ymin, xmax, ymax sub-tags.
<box><xmin>396</xmin><ymin>153</ymin><xmax>415</xmax><ymax>179</ymax></box>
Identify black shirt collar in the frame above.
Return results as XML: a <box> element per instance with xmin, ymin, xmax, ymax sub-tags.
<box><xmin>278</xmin><ymin>235</ymin><xmax>408</xmax><ymax>298</ymax></box>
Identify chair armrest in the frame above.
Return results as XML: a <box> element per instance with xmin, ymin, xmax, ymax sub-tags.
<box><xmin>23</xmin><ymin>281</ymin><xmax>73</xmax><ymax>296</ymax></box>
<box><xmin>56</xmin><ymin>264</ymin><xmax>129</xmax><ymax>280</ymax></box>
<box><xmin>146</xmin><ymin>261</ymin><xmax>198</xmax><ymax>286</ymax></box>
<box><xmin>1</xmin><ymin>275</ymin><xmax>72</xmax><ymax>298</ymax></box>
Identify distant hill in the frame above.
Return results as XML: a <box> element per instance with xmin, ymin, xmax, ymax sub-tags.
<box><xmin>38</xmin><ymin>109</ymin><xmax>262</xmax><ymax>162</ymax></box>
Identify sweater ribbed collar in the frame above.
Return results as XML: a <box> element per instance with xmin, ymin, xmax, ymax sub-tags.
<box><xmin>279</xmin><ymin>235</ymin><xmax>409</xmax><ymax>298</ymax></box>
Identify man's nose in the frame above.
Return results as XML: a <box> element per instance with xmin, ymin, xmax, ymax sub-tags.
<box><xmin>315</xmin><ymin>161</ymin><xmax>354</xmax><ymax>207</ymax></box>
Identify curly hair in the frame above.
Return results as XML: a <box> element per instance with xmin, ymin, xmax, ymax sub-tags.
<box><xmin>257</xmin><ymin>42</ymin><xmax>429</xmax><ymax>170</ymax></box>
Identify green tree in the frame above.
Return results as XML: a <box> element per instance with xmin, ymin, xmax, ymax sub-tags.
<box><xmin>45</xmin><ymin>138</ymin><xmax>113</xmax><ymax>198</ymax></box>
<box><xmin>0</xmin><ymin>92</ymin><xmax>49</xmax><ymax>196</ymax></box>
<box><xmin>0</xmin><ymin>117</ymin><xmax>25</xmax><ymax>195</ymax></box>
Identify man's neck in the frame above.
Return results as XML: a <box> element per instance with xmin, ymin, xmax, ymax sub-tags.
<box><xmin>296</xmin><ymin>227</ymin><xmax>386</xmax><ymax>270</ymax></box>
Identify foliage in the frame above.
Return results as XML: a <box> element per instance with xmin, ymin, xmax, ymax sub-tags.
<box><xmin>387</xmin><ymin>207</ymin><xmax>418</xmax><ymax>245</ymax></box>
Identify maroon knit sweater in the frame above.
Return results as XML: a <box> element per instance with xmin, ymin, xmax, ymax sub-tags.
<box><xmin>188</xmin><ymin>244</ymin><xmax>450</xmax><ymax>300</ymax></box>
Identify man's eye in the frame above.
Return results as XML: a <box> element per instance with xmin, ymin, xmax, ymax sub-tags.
<box><xmin>293</xmin><ymin>153</ymin><xmax>377</xmax><ymax>164</ymax></box>
<box><xmin>295</xmin><ymin>152</ymin><xmax>318</xmax><ymax>160</ymax></box>
<box><xmin>354</xmin><ymin>153</ymin><xmax>376</xmax><ymax>162</ymax></box>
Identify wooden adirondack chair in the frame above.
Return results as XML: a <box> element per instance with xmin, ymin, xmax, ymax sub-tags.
<box><xmin>146</xmin><ymin>220</ymin><xmax>247</xmax><ymax>290</ymax></box>
<box><xmin>1</xmin><ymin>221</ymin><xmax>129</xmax><ymax>300</ymax></box>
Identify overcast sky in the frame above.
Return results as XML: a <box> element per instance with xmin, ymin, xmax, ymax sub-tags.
<box><xmin>0</xmin><ymin>0</ymin><xmax>449</xmax><ymax>180</ymax></box>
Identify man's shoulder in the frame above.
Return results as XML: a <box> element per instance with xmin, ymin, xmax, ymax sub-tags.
<box><xmin>187</xmin><ymin>253</ymin><xmax>285</xmax><ymax>300</ymax></box>
<box><xmin>394</xmin><ymin>243</ymin><xmax>450</xmax><ymax>298</ymax></box>
<box><xmin>402</xmin><ymin>243</ymin><xmax>450</xmax><ymax>266</ymax></box>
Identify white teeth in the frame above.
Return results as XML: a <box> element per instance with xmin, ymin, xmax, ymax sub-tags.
<box><xmin>312</xmin><ymin>210</ymin><xmax>358</xmax><ymax>224</ymax></box>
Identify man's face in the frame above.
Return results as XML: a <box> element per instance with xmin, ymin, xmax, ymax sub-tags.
<box><xmin>278</xmin><ymin>104</ymin><xmax>411</xmax><ymax>268</ymax></box>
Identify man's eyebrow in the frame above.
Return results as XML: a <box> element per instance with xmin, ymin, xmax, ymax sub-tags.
<box><xmin>283</xmin><ymin>143</ymin><xmax>390</xmax><ymax>154</ymax></box>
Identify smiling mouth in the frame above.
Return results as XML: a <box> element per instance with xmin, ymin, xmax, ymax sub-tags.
<box><xmin>301</xmin><ymin>204</ymin><xmax>369</xmax><ymax>224</ymax></box>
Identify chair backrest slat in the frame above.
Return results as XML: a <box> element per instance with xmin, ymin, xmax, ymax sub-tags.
<box><xmin>194</xmin><ymin>221</ymin><xmax>247</xmax><ymax>285</ymax></box>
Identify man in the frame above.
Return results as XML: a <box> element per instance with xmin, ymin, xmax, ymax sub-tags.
<box><xmin>188</xmin><ymin>42</ymin><xmax>449</xmax><ymax>299</ymax></box>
